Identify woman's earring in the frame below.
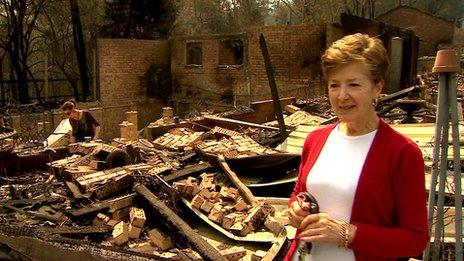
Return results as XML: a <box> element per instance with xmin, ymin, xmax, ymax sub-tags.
<box><xmin>372</xmin><ymin>98</ymin><xmax>378</xmax><ymax>107</ymax></box>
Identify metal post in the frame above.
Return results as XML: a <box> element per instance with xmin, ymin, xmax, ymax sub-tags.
<box><xmin>44</xmin><ymin>53</ymin><xmax>49</xmax><ymax>102</ymax></box>
<box><xmin>424</xmin><ymin>49</ymin><xmax>462</xmax><ymax>261</ymax></box>
<box><xmin>258</xmin><ymin>34</ymin><xmax>287</xmax><ymax>142</ymax></box>
<box><xmin>426</xmin><ymin>73</ymin><xmax>448</xmax><ymax>234</ymax></box>
<box><xmin>93</xmin><ymin>48</ymin><xmax>97</xmax><ymax>100</ymax></box>
<box><xmin>447</xmin><ymin>73</ymin><xmax>463</xmax><ymax>260</ymax></box>
<box><xmin>432</xmin><ymin>83</ymin><xmax>449</xmax><ymax>260</ymax></box>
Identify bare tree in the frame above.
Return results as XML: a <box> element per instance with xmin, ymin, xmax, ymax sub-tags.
<box><xmin>39</xmin><ymin>1</ymin><xmax>80</xmax><ymax>99</ymax></box>
<box><xmin>453</xmin><ymin>0</ymin><xmax>463</xmax><ymax>25</ymax></box>
<box><xmin>426</xmin><ymin>0</ymin><xmax>446</xmax><ymax>14</ymax></box>
<box><xmin>176</xmin><ymin>0</ymin><xmax>272</xmax><ymax>34</ymax></box>
<box><xmin>101</xmin><ymin>0</ymin><xmax>176</xmax><ymax>38</ymax></box>
<box><xmin>342</xmin><ymin>0</ymin><xmax>378</xmax><ymax>18</ymax></box>
<box><xmin>37</xmin><ymin>0</ymin><xmax>104</xmax><ymax>101</ymax></box>
<box><xmin>275</xmin><ymin>0</ymin><xmax>347</xmax><ymax>24</ymax></box>
<box><xmin>0</xmin><ymin>0</ymin><xmax>48</xmax><ymax>104</ymax></box>
<box><xmin>70</xmin><ymin>0</ymin><xmax>90</xmax><ymax>100</ymax></box>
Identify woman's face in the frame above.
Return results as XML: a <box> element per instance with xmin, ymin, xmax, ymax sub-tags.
<box><xmin>63</xmin><ymin>109</ymin><xmax>77</xmax><ymax>120</ymax></box>
<box><xmin>327</xmin><ymin>61</ymin><xmax>381</xmax><ymax>124</ymax></box>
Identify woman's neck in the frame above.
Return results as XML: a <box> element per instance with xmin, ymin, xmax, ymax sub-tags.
<box><xmin>76</xmin><ymin>110</ymin><xmax>83</xmax><ymax>120</ymax></box>
<box><xmin>339</xmin><ymin>115</ymin><xmax>379</xmax><ymax>136</ymax></box>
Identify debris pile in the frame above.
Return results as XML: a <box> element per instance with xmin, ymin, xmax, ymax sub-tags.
<box><xmin>153</xmin><ymin>128</ymin><xmax>204</xmax><ymax>151</ymax></box>
<box><xmin>217</xmin><ymin>106</ymin><xmax>255</xmax><ymax>119</ymax></box>
<box><xmin>420</xmin><ymin>71</ymin><xmax>464</xmax><ymax>97</ymax></box>
<box><xmin>265</xmin><ymin>109</ymin><xmax>326</xmax><ymax>127</ymax></box>
<box><xmin>174</xmin><ymin>174</ymin><xmax>283</xmax><ymax>238</ymax></box>
<box><xmin>296</xmin><ymin>96</ymin><xmax>333</xmax><ymax>119</ymax></box>
<box><xmin>196</xmin><ymin>134</ymin><xmax>278</xmax><ymax>158</ymax></box>
<box><xmin>234</xmin><ymin>126</ymin><xmax>280</xmax><ymax>146</ymax></box>
<box><xmin>0</xmin><ymin>109</ymin><xmax>294</xmax><ymax>259</ymax></box>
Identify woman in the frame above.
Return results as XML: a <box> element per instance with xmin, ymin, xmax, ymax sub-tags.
<box><xmin>285</xmin><ymin>34</ymin><xmax>428</xmax><ymax>261</ymax></box>
<box><xmin>61</xmin><ymin>99</ymin><xmax>101</xmax><ymax>142</ymax></box>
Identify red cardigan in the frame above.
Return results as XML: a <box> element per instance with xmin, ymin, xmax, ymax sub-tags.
<box><xmin>285</xmin><ymin>120</ymin><xmax>429</xmax><ymax>261</ymax></box>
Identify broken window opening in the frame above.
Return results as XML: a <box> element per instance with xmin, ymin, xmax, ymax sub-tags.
<box><xmin>186</xmin><ymin>42</ymin><xmax>202</xmax><ymax>66</ymax></box>
<box><xmin>218</xmin><ymin>39</ymin><xmax>244</xmax><ymax>66</ymax></box>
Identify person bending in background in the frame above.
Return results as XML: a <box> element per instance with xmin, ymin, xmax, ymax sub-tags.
<box><xmin>285</xmin><ymin>33</ymin><xmax>428</xmax><ymax>261</ymax></box>
<box><xmin>61</xmin><ymin>99</ymin><xmax>100</xmax><ymax>142</ymax></box>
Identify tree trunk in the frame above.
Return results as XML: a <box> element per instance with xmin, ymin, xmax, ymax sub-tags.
<box><xmin>70</xmin><ymin>0</ymin><xmax>90</xmax><ymax>101</ymax></box>
<box><xmin>9</xmin><ymin>49</ymin><xmax>29</xmax><ymax>104</ymax></box>
<box><xmin>61</xmin><ymin>66</ymin><xmax>80</xmax><ymax>99</ymax></box>
<box><xmin>369</xmin><ymin>0</ymin><xmax>375</xmax><ymax>19</ymax></box>
<box><xmin>26</xmin><ymin>68</ymin><xmax>41</xmax><ymax>104</ymax></box>
<box><xmin>455</xmin><ymin>0</ymin><xmax>463</xmax><ymax>26</ymax></box>
<box><xmin>0</xmin><ymin>58</ymin><xmax>4</xmax><ymax>106</ymax></box>
<box><xmin>9</xmin><ymin>64</ymin><xmax>17</xmax><ymax>102</ymax></box>
<box><xmin>17</xmin><ymin>70</ymin><xmax>29</xmax><ymax>104</ymax></box>
<box><xmin>125</xmin><ymin>0</ymin><xmax>134</xmax><ymax>37</ymax></box>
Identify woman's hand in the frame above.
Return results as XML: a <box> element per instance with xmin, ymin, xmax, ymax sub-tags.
<box><xmin>298</xmin><ymin>213</ymin><xmax>345</xmax><ymax>246</ymax></box>
<box><xmin>288</xmin><ymin>201</ymin><xmax>311</xmax><ymax>229</ymax></box>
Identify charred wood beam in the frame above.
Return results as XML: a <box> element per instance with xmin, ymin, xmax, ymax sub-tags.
<box><xmin>2</xmin><ymin>196</ymin><xmax>62</xmax><ymax>207</ymax></box>
<box><xmin>179</xmin><ymin>152</ymin><xmax>197</xmax><ymax>163</ymax></box>
<box><xmin>39</xmin><ymin>225</ymin><xmax>110</xmax><ymax>235</ymax></box>
<box><xmin>150</xmin><ymin>173</ymin><xmax>179</xmax><ymax>211</ymax></box>
<box><xmin>1</xmin><ymin>202</ymin><xmax>70</xmax><ymax>224</ymax></box>
<box><xmin>377</xmin><ymin>102</ymin><xmax>399</xmax><ymax>117</ymax></box>
<box><xmin>68</xmin><ymin>193</ymin><xmax>136</xmax><ymax>217</ymax></box>
<box><xmin>163</xmin><ymin>162</ymin><xmax>213</xmax><ymax>183</ymax></box>
<box><xmin>134</xmin><ymin>184</ymin><xmax>225</xmax><ymax>261</ymax></box>
<box><xmin>377</xmin><ymin>85</ymin><xmax>421</xmax><ymax>104</ymax></box>
<box><xmin>65</xmin><ymin>181</ymin><xmax>83</xmax><ymax>199</ymax></box>
<box><xmin>217</xmin><ymin>154</ymin><xmax>258</xmax><ymax>206</ymax></box>
<box><xmin>202</xmin><ymin>115</ymin><xmax>286</xmax><ymax>132</ymax></box>
<box><xmin>0</xmin><ymin>232</ymin><xmax>159</xmax><ymax>261</ymax></box>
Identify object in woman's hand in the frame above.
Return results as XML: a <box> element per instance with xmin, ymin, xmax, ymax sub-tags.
<box><xmin>296</xmin><ymin>192</ymin><xmax>319</xmax><ymax>258</ymax></box>
<box><xmin>296</xmin><ymin>192</ymin><xmax>319</xmax><ymax>214</ymax></box>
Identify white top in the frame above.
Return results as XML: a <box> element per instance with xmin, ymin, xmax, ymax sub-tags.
<box><xmin>294</xmin><ymin>124</ymin><xmax>377</xmax><ymax>261</ymax></box>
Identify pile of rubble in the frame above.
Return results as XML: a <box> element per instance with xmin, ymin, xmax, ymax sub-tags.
<box><xmin>420</xmin><ymin>71</ymin><xmax>464</xmax><ymax>96</ymax></box>
<box><xmin>264</xmin><ymin>105</ymin><xmax>326</xmax><ymax>128</ymax></box>
<box><xmin>173</xmin><ymin>175</ymin><xmax>284</xmax><ymax>237</ymax></box>
<box><xmin>0</xmin><ymin>108</ymin><xmax>294</xmax><ymax>260</ymax></box>
<box><xmin>1</xmin><ymin>142</ymin><xmax>283</xmax><ymax>259</ymax></box>
<box><xmin>296</xmin><ymin>96</ymin><xmax>333</xmax><ymax>119</ymax></box>
<box><xmin>195</xmin><ymin>133</ymin><xmax>278</xmax><ymax>158</ymax></box>
<box><xmin>217</xmin><ymin>106</ymin><xmax>255</xmax><ymax>119</ymax></box>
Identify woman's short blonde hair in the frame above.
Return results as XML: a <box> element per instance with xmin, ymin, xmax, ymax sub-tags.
<box><xmin>321</xmin><ymin>33</ymin><xmax>389</xmax><ymax>84</ymax></box>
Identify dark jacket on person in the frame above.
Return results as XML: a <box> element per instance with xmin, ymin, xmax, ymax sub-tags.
<box><xmin>69</xmin><ymin>110</ymin><xmax>100</xmax><ymax>142</ymax></box>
